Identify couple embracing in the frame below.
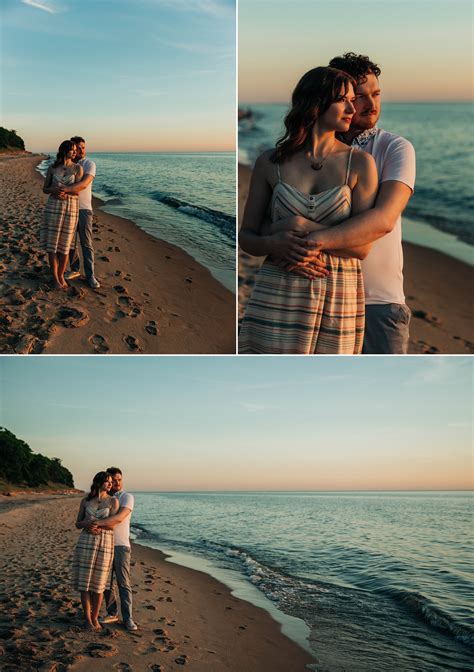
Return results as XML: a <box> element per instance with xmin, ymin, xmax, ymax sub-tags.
<box><xmin>40</xmin><ymin>136</ymin><xmax>99</xmax><ymax>290</ymax></box>
<box><xmin>71</xmin><ymin>467</ymin><xmax>137</xmax><ymax>632</ymax></box>
<box><xmin>239</xmin><ymin>52</ymin><xmax>416</xmax><ymax>355</ymax></box>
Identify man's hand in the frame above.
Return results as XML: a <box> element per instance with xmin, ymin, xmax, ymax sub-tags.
<box><xmin>85</xmin><ymin>522</ymin><xmax>100</xmax><ymax>535</ymax></box>
<box><xmin>266</xmin><ymin>230</ymin><xmax>320</xmax><ymax>264</ymax></box>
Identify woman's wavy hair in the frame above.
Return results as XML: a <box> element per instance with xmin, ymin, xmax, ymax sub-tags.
<box><xmin>52</xmin><ymin>140</ymin><xmax>76</xmax><ymax>168</ymax></box>
<box><xmin>271</xmin><ymin>67</ymin><xmax>355</xmax><ymax>164</ymax></box>
<box><xmin>86</xmin><ymin>471</ymin><xmax>111</xmax><ymax>501</ymax></box>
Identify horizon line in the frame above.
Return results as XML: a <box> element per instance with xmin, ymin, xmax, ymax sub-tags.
<box><xmin>76</xmin><ymin>488</ymin><xmax>474</xmax><ymax>494</ymax></box>
<box><xmin>240</xmin><ymin>99</ymin><xmax>474</xmax><ymax>106</ymax></box>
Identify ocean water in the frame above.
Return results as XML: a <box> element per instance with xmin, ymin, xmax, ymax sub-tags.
<box><xmin>131</xmin><ymin>491</ymin><xmax>474</xmax><ymax>671</ymax></box>
<box><xmin>239</xmin><ymin>103</ymin><xmax>474</xmax><ymax>264</ymax></box>
<box><xmin>37</xmin><ymin>152</ymin><xmax>236</xmax><ymax>292</ymax></box>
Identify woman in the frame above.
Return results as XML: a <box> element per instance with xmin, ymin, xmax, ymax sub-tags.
<box><xmin>239</xmin><ymin>67</ymin><xmax>378</xmax><ymax>354</ymax></box>
<box><xmin>72</xmin><ymin>472</ymin><xmax>118</xmax><ymax>631</ymax></box>
<box><xmin>41</xmin><ymin>140</ymin><xmax>83</xmax><ymax>289</ymax></box>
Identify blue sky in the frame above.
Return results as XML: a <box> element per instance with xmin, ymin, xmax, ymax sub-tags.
<box><xmin>1</xmin><ymin>0</ymin><xmax>235</xmax><ymax>151</ymax></box>
<box><xmin>1</xmin><ymin>357</ymin><xmax>472</xmax><ymax>491</ymax></box>
<box><xmin>239</xmin><ymin>0</ymin><xmax>473</xmax><ymax>103</ymax></box>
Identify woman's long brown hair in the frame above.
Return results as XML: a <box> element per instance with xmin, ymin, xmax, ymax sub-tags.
<box><xmin>271</xmin><ymin>67</ymin><xmax>355</xmax><ymax>164</ymax></box>
<box><xmin>86</xmin><ymin>471</ymin><xmax>110</xmax><ymax>501</ymax></box>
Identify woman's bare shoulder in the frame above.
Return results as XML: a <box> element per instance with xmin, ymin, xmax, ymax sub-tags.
<box><xmin>351</xmin><ymin>148</ymin><xmax>376</xmax><ymax>170</ymax></box>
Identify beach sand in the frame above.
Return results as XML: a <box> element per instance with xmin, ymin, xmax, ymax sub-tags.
<box><xmin>0</xmin><ymin>155</ymin><xmax>235</xmax><ymax>354</ymax></box>
<box><xmin>0</xmin><ymin>494</ymin><xmax>312</xmax><ymax>671</ymax></box>
<box><xmin>238</xmin><ymin>164</ymin><xmax>473</xmax><ymax>354</ymax></box>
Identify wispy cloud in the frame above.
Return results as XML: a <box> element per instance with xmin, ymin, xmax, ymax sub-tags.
<box><xmin>154</xmin><ymin>0</ymin><xmax>234</xmax><ymax>19</ymax></box>
<box><xmin>21</xmin><ymin>0</ymin><xmax>58</xmax><ymax>14</ymax></box>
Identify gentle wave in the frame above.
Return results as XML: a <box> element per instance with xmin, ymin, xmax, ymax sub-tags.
<box><xmin>151</xmin><ymin>191</ymin><xmax>236</xmax><ymax>240</ymax></box>
<box><xmin>384</xmin><ymin>587</ymin><xmax>474</xmax><ymax>647</ymax></box>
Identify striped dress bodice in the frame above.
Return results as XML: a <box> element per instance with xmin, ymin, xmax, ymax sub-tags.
<box><xmin>271</xmin><ymin>148</ymin><xmax>353</xmax><ymax>226</ymax></box>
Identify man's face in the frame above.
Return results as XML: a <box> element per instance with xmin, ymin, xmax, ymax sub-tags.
<box><xmin>75</xmin><ymin>141</ymin><xmax>86</xmax><ymax>160</ymax></box>
<box><xmin>110</xmin><ymin>472</ymin><xmax>122</xmax><ymax>493</ymax></box>
<box><xmin>351</xmin><ymin>73</ymin><xmax>381</xmax><ymax>131</ymax></box>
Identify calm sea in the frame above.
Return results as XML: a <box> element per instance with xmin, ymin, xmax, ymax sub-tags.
<box><xmin>37</xmin><ymin>153</ymin><xmax>236</xmax><ymax>292</ymax></box>
<box><xmin>131</xmin><ymin>491</ymin><xmax>473</xmax><ymax>671</ymax></box>
<box><xmin>239</xmin><ymin>103</ymin><xmax>474</xmax><ymax>265</ymax></box>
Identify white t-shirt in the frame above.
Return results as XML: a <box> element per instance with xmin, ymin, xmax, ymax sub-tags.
<box><xmin>358</xmin><ymin>129</ymin><xmax>416</xmax><ymax>305</ymax></box>
<box><xmin>77</xmin><ymin>157</ymin><xmax>96</xmax><ymax>211</ymax></box>
<box><xmin>113</xmin><ymin>490</ymin><xmax>134</xmax><ymax>548</ymax></box>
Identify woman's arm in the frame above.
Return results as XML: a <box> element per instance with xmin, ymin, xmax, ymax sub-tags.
<box><xmin>238</xmin><ymin>153</ymin><xmax>312</xmax><ymax>264</ymax></box>
<box><xmin>75</xmin><ymin>498</ymin><xmax>89</xmax><ymax>529</ymax></box>
<box><xmin>74</xmin><ymin>164</ymin><xmax>84</xmax><ymax>183</ymax></box>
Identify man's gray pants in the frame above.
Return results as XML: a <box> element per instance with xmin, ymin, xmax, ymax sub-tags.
<box><xmin>104</xmin><ymin>546</ymin><xmax>133</xmax><ymax>622</ymax></box>
<box><xmin>363</xmin><ymin>303</ymin><xmax>411</xmax><ymax>354</ymax></box>
<box><xmin>69</xmin><ymin>209</ymin><xmax>95</xmax><ymax>281</ymax></box>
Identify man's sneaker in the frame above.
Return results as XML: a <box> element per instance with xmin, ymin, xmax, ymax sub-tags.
<box><xmin>125</xmin><ymin>618</ymin><xmax>138</xmax><ymax>631</ymax></box>
<box><xmin>88</xmin><ymin>276</ymin><xmax>101</xmax><ymax>289</ymax></box>
<box><xmin>65</xmin><ymin>270</ymin><xmax>81</xmax><ymax>281</ymax></box>
<box><xmin>99</xmin><ymin>614</ymin><xmax>119</xmax><ymax>624</ymax></box>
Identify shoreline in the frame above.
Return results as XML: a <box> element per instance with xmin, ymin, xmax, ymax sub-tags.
<box><xmin>0</xmin><ymin>155</ymin><xmax>235</xmax><ymax>354</ymax></box>
<box><xmin>0</xmin><ymin>495</ymin><xmax>313</xmax><ymax>671</ymax></box>
<box><xmin>238</xmin><ymin>163</ymin><xmax>473</xmax><ymax>354</ymax></box>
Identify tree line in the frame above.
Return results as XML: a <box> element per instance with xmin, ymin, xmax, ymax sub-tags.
<box><xmin>0</xmin><ymin>428</ymin><xmax>74</xmax><ymax>488</ymax></box>
<box><xmin>0</xmin><ymin>127</ymin><xmax>25</xmax><ymax>150</ymax></box>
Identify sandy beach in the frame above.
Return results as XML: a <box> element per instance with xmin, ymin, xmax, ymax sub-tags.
<box><xmin>0</xmin><ymin>494</ymin><xmax>312</xmax><ymax>671</ymax></box>
<box><xmin>238</xmin><ymin>164</ymin><xmax>473</xmax><ymax>355</ymax></box>
<box><xmin>0</xmin><ymin>155</ymin><xmax>235</xmax><ymax>354</ymax></box>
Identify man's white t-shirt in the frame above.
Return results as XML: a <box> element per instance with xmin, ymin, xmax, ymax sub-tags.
<box><xmin>77</xmin><ymin>157</ymin><xmax>96</xmax><ymax>211</ymax></box>
<box><xmin>357</xmin><ymin>129</ymin><xmax>416</xmax><ymax>305</ymax></box>
<box><xmin>113</xmin><ymin>490</ymin><xmax>134</xmax><ymax>548</ymax></box>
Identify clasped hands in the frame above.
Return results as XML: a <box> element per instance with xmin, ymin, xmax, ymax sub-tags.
<box><xmin>50</xmin><ymin>185</ymin><xmax>68</xmax><ymax>201</ymax></box>
<box><xmin>267</xmin><ymin>216</ymin><xmax>329</xmax><ymax>279</ymax></box>
<box><xmin>84</xmin><ymin>521</ymin><xmax>101</xmax><ymax>535</ymax></box>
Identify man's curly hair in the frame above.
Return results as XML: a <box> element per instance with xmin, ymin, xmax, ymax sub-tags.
<box><xmin>328</xmin><ymin>52</ymin><xmax>381</xmax><ymax>85</ymax></box>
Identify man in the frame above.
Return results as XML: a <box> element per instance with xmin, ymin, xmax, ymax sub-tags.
<box><xmin>63</xmin><ymin>136</ymin><xmax>100</xmax><ymax>289</ymax></box>
<box><xmin>92</xmin><ymin>467</ymin><xmax>137</xmax><ymax>631</ymax></box>
<box><xmin>307</xmin><ymin>53</ymin><xmax>416</xmax><ymax>354</ymax></box>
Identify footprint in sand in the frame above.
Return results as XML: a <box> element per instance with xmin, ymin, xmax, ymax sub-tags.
<box><xmin>124</xmin><ymin>274</ymin><xmax>131</xmax><ymax>282</ymax></box>
<box><xmin>114</xmin><ymin>285</ymin><xmax>128</xmax><ymax>294</ymax></box>
<box><xmin>175</xmin><ymin>655</ymin><xmax>188</xmax><ymax>665</ymax></box>
<box><xmin>85</xmin><ymin>642</ymin><xmax>118</xmax><ymax>658</ymax></box>
<box><xmin>90</xmin><ymin>334</ymin><xmax>110</xmax><ymax>354</ymax></box>
<box><xmin>148</xmin><ymin>665</ymin><xmax>162</xmax><ymax>671</ymax></box>
<box><xmin>124</xmin><ymin>335</ymin><xmax>141</xmax><ymax>352</ymax></box>
<box><xmin>113</xmin><ymin>664</ymin><xmax>133</xmax><ymax>671</ymax></box>
<box><xmin>56</xmin><ymin>307</ymin><xmax>89</xmax><ymax>329</ymax></box>
<box><xmin>145</xmin><ymin>321</ymin><xmax>158</xmax><ymax>336</ymax></box>
<box><xmin>100</xmin><ymin>256</ymin><xmax>111</xmax><ymax>262</ymax></box>
<box><xmin>412</xmin><ymin>310</ymin><xmax>441</xmax><ymax>326</ymax></box>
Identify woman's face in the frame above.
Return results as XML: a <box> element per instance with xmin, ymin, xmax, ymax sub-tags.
<box><xmin>66</xmin><ymin>145</ymin><xmax>77</xmax><ymax>160</ymax></box>
<box><xmin>100</xmin><ymin>477</ymin><xmax>112</xmax><ymax>493</ymax></box>
<box><xmin>318</xmin><ymin>83</ymin><xmax>356</xmax><ymax>132</ymax></box>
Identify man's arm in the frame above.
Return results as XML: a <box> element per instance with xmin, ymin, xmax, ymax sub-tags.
<box><xmin>62</xmin><ymin>172</ymin><xmax>94</xmax><ymax>195</ymax></box>
<box><xmin>94</xmin><ymin>506</ymin><xmax>131</xmax><ymax>530</ymax></box>
<box><xmin>308</xmin><ymin>180</ymin><xmax>413</xmax><ymax>251</ymax></box>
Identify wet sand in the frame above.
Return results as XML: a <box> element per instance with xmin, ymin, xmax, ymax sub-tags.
<box><xmin>0</xmin><ymin>155</ymin><xmax>235</xmax><ymax>354</ymax></box>
<box><xmin>0</xmin><ymin>494</ymin><xmax>312</xmax><ymax>671</ymax></box>
<box><xmin>238</xmin><ymin>164</ymin><xmax>473</xmax><ymax>355</ymax></box>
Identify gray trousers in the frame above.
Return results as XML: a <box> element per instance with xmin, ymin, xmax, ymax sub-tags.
<box><xmin>104</xmin><ymin>546</ymin><xmax>133</xmax><ymax>622</ymax></box>
<box><xmin>69</xmin><ymin>209</ymin><xmax>95</xmax><ymax>281</ymax></box>
<box><xmin>363</xmin><ymin>303</ymin><xmax>411</xmax><ymax>354</ymax></box>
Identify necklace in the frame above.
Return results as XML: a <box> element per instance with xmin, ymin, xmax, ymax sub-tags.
<box><xmin>308</xmin><ymin>139</ymin><xmax>335</xmax><ymax>171</ymax></box>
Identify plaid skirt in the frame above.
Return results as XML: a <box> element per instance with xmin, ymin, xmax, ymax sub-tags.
<box><xmin>239</xmin><ymin>256</ymin><xmax>365</xmax><ymax>354</ymax></box>
<box><xmin>72</xmin><ymin>529</ymin><xmax>114</xmax><ymax>593</ymax></box>
<box><xmin>40</xmin><ymin>195</ymin><xmax>79</xmax><ymax>254</ymax></box>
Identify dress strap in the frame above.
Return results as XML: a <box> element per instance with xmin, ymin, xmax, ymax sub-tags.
<box><xmin>276</xmin><ymin>162</ymin><xmax>281</xmax><ymax>182</ymax></box>
<box><xmin>345</xmin><ymin>147</ymin><xmax>354</xmax><ymax>185</ymax></box>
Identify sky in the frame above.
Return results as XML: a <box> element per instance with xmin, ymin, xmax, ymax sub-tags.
<box><xmin>1</xmin><ymin>0</ymin><xmax>235</xmax><ymax>152</ymax></box>
<box><xmin>239</xmin><ymin>0</ymin><xmax>473</xmax><ymax>103</ymax></box>
<box><xmin>1</xmin><ymin>356</ymin><xmax>472</xmax><ymax>492</ymax></box>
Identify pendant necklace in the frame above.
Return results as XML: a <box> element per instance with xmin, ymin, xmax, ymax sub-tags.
<box><xmin>309</xmin><ymin>138</ymin><xmax>335</xmax><ymax>171</ymax></box>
